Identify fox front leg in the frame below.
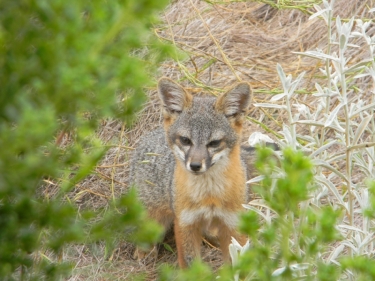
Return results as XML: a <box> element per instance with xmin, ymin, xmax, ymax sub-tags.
<box><xmin>217</xmin><ymin>224</ymin><xmax>232</xmax><ymax>263</ymax></box>
<box><xmin>174</xmin><ymin>219</ymin><xmax>202</xmax><ymax>268</ymax></box>
<box><xmin>218</xmin><ymin>224</ymin><xmax>247</xmax><ymax>264</ymax></box>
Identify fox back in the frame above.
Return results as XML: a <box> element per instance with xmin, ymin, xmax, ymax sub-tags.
<box><xmin>130</xmin><ymin>78</ymin><xmax>252</xmax><ymax>267</ymax></box>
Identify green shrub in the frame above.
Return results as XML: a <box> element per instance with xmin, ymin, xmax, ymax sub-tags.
<box><xmin>0</xmin><ymin>0</ymin><xmax>169</xmax><ymax>279</ymax></box>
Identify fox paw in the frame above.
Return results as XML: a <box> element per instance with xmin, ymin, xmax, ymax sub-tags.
<box><xmin>134</xmin><ymin>245</ymin><xmax>158</xmax><ymax>262</ymax></box>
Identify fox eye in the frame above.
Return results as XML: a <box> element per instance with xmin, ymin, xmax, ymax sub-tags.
<box><xmin>208</xmin><ymin>140</ymin><xmax>221</xmax><ymax>148</ymax></box>
<box><xmin>179</xmin><ymin>136</ymin><xmax>192</xmax><ymax>146</ymax></box>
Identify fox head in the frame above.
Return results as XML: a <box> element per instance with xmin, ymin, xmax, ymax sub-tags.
<box><xmin>158</xmin><ymin>78</ymin><xmax>251</xmax><ymax>174</ymax></box>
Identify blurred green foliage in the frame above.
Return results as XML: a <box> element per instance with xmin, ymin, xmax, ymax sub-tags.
<box><xmin>159</xmin><ymin>261</ymin><xmax>213</xmax><ymax>281</ymax></box>
<box><xmin>0</xmin><ymin>0</ymin><xmax>169</xmax><ymax>279</ymax></box>
<box><xmin>233</xmin><ymin>147</ymin><xmax>343</xmax><ymax>280</ymax></box>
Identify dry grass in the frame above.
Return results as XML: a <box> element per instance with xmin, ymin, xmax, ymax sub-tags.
<box><xmin>41</xmin><ymin>0</ymin><xmax>375</xmax><ymax>279</ymax></box>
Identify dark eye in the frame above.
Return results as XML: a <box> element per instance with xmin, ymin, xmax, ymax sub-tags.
<box><xmin>208</xmin><ymin>140</ymin><xmax>221</xmax><ymax>148</ymax></box>
<box><xmin>179</xmin><ymin>136</ymin><xmax>192</xmax><ymax>146</ymax></box>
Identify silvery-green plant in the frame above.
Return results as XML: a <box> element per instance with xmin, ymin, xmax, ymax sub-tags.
<box><xmin>297</xmin><ymin>3</ymin><xmax>375</xmax><ymax>271</ymax></box>
<box><xmin>230</xmin><ymin>1</ymin><xmax>375</xmax><ymax>280</ymax></box>
<box><xmin>229</xmin><ymin>237</ymin><xmax>251</xmax><ymax>281</ymax></box>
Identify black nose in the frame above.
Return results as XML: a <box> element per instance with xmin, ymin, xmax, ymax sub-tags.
<box><xmin>190</xmin><ymin>162</ymin><xmax>201</xmax><ymax>172</ymax></box>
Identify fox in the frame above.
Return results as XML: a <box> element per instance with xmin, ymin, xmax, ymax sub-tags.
<box><xmin>129</xmin><ymin>77</ymin><xmax>252</xmax><ymax>268</ymax></box>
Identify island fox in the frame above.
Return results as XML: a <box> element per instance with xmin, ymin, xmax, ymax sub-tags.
<box><xmin>130</xmin><ymin>78</ymin><xmax>252</xmax><ymax>268</ymax></box>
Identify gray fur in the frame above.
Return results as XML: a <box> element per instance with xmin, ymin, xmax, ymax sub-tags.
<box><xmin>169</xmin><ymin>96</ymin><xmax>238</xmax><ymax>148</ymax></box>
<box><xmin>129</xmin><ymin>128</ymin><xmax>176</xmax><ymax>228</ymax></box>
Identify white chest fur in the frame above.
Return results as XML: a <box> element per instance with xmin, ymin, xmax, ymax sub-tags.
<box><xmin>179</xmin><ymin>206</ymin><xmax>239</xmax><ymax>230</ymax></box>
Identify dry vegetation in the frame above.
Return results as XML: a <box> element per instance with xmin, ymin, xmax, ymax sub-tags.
<box><xmin>48</xmin><ymin>0</ymin><xmax>375</xmax><ymax>280</ymax></box>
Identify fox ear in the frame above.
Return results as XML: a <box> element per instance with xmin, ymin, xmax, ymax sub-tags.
<box><xmin>158</xmin><ymin>78</ymin><xmax>193</xmax><ymax>115</ymax></box>
<box><xmin>215</xmin><ymin>82</ymin><xmax>251</xmax><ymax>118</ymax></box>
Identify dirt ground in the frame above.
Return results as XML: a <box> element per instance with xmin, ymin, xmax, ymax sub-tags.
<box><xmin>56</xmin><ymin>0</ymin><xmax>375</xmax><ymax>280</ymax></box>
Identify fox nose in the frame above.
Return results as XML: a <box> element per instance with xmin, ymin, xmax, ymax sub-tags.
<box><xmin>190</xmin><ymin>162</ymin><xmax>202</xmax><ymax>172</ymax></box>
